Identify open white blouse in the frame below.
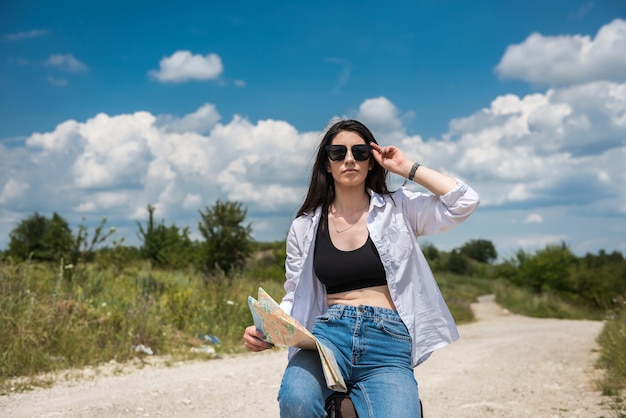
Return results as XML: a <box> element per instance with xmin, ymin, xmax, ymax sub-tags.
<box><xmin>280</xmin><ymin>180</ymin><xmax>480</xmax><ymax>367</ymax></box>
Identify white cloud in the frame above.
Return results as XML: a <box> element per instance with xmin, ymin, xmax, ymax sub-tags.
<box><xmin>524</xmin><ymin>213</ymin><xmax>543</xmax><ymax>224</ymax></box>
<box><xmin>442</xmin><ymin>82</ymin><xmax>625</xmax><ymax>191</ymax></box>
<box><xmin>183</xmin><ymin>193</ymin><xmax>201</xmax><ymax>209</ymax></box>
<box><xmin>149</xmin><ymin>50</ymin><xmax>223</xmax><ymax>83</ymax></box>
<box><xmin>1</xmin><ymin>88</ymin><xmax>624</xmax><ymax>256</ymax></box>
<box><xmin>517</xmin><ymin>234</ymin><xmax>569</xmax><ymax>249</ymax></box>
<box><xmin>495</xmin><ymin>19</ymin><xmax>626</xmax><ymax>85</ymax></box>
<box><xmin>3</xmin><ymin>29</ymin><xmax>49</xmax><ymax>41</ymax></box>
<box><xmin>0</xmin><ymin>179</ymin><xmax>30</xmax><ymax>204</ymax></box>
<box><xmin>356</xmin><ymin>97</ymin><xmax>408</xmax><ymax>143</ymax></box>
<box><xmin>43</xmin><ymin>54</ymin><xmax>88</xmax><ymax>73</ymax></box>
<box><xmin>156</xmin><ymin>103</ymin><xmax>221</xmax><ymax>134</ymax></box>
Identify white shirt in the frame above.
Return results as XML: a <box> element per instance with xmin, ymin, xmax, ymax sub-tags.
<box><xmin>280</xmin><ymin>179</ymin><xmax>480</xmax><ymax>367</ymax></box>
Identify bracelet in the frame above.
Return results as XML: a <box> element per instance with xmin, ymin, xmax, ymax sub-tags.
<box><xmin>402</xmin><ymin>162</ymin><xmax>421</xmax><ymax>186</ymax></box>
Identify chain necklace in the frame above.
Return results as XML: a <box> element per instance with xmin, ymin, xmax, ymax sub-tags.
<box><xmin>330</xmin><ymin>201</ymin><xmax>369</xmax><ymax>233</ymax></box>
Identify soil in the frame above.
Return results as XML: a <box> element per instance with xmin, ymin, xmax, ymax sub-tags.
<box><xmin>0</xmin><ymin>295</ymin><xmax>612</xmax><ymax>417</ymax></box>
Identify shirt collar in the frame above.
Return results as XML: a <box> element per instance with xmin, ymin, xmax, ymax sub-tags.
<box><xmin>367</xmin><ymin>188</ymin><xmax>386</xmax><ymax>208</ymax></box>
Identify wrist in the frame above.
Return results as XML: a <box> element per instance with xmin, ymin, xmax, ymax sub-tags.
<box><xmin>402</xmin><ymin>162</ymin><xmax>421</xmax><ymax>186</ymax></box>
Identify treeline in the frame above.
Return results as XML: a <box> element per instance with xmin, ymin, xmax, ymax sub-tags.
<box><xmin>3</xmin><ymin>200</ymin><xmax>625</xmax><ymax>312</ymax></box>
<box><xmin>424</xmin><ymin>239</ymin><xmax>626</xmax><ymax>313</ymax></box>
<box><xmin>2</xmin><ymin>200</ymin><xmax>256</xmax><ymax>276</ymax></box>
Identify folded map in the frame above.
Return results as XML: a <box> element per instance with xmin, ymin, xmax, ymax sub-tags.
<box><xmin>248</xmin><ymin>287</ymin><xmax>347</xmax><ymax>392</ymax></box>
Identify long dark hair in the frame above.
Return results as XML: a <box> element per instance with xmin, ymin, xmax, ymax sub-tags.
<box><xmin>296</xmin><ymin>119</ymin><xmax>390</xmax><ymax>217</ymax></box>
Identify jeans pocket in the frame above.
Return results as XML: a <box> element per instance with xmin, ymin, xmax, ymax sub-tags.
<box><xmin>378</xmin><ymin>317</ymin><xmax>411</xmax><ymax>342</ymax></box>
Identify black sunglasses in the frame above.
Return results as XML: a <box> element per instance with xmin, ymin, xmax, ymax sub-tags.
<box><xmin>325</xmin><ymin>144</ymin><xmax>372</xmax><ymax>161</ymax></box>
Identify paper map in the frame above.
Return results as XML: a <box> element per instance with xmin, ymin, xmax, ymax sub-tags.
<box><xmin>248</xmin><ymin>288</ymin><xmax>347</xmax><ymax>392</ymax></box>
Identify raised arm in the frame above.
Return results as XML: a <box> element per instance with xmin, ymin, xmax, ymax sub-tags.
<box><xmin>370</xmin><ymin>142</ymin><xmax>457</xmax><ymax>196</ymax></box>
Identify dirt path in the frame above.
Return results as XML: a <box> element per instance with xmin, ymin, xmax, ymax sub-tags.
<box><xmin>0</xmin><ymin>295</ymin><xmax>610</xmax><ymax>417</ymax></box>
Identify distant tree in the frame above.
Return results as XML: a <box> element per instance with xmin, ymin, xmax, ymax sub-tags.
<box><xmin>512</xmin><ymin>243</ymin><xmax>577</xmax><ymax>294</ymax></box>
<box><xmin>197</xmin><ymin>200</ymin><xmax>253</xmax><ymax>275</ymax></box>
<box><xmin>137</xmin><ymin>205</ymin><xmax>194</xmax><ymax>268</ymax></box>
<box><xmin>8</xmin><ymin>212</ymin><xmax>74</xmax><ymax>261</ymax></box>
<box><xmin>421</xmin><ymin>242</ymin><xmax>440</xmax><ymax>262</ymax></box>
<box><xmin>447</xmin><ymin>249</ymin><xmax>470</xmax><ymax>275</ymax></box>
<box><xmin>461</xmin><ymin>239</ymin><xmax>498</xmax><ymax>263</ymax></box>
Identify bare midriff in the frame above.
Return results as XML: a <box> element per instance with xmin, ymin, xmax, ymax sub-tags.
<box><xmin>327</xmin><ymin>285</ymin><xmax>396</xmax><ymax>310</ymax></box>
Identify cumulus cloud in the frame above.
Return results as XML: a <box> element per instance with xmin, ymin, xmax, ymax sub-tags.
<box><xmin>43</xmin><ymin>54</ymin><xmax>88</xmax><ymax>73</ymax></box>
<box><xmin>156</xmin><ymin>103</ymin><xmax>221</xmax><ymax>134</ymax></box>
<box><xmin>149</xmin><ymin>50</ymin><xmax>223</xmax><ymax>83</ymax></box>
<box><xmin>1</xmin><ymin>87</ymin><xmax>624</xmax><ymax>254</ymax></box>
<box><xmin>0</xmin><ymin>104</ymin><xmax>318</xmax><ymax>245</ymax></box>
<box><xmin>495</xmin><ymin>19</ymin><xmax>626</xmax><ymax>85</ymax></box>
<box><xmin>355</xmin><ymin>97</ymin><xmax>410</xmax><ymax>144</ymax></box>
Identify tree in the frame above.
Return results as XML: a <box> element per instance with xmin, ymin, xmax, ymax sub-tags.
<box><xmin>8</xmin><ymin>212</ymin><xmax>74</xmax><ymax>261</ymax></box>
<box><xmin>72</xmin><ymin>217</ymin><xmax>116</xmax><ymax>266</ymax></box>
<box><xmin>461</xmin><ymin>239</ymin><xmax>498</xmax><ymax>264</ymax></box>
<box><xmin>197</xmin><ymin>200</ymin><xmax>253</xmax><ymax>275</ymax></box>
<box><xmin>421</xmin><ymin>242</ymin><xmax>440</xmax><ymax>262</ymax></box>
<box><xmin>447</xmin><ymin>249</ymin><xmax>470</xmax><ymax>275</ymax></box>
<box><xmin>512</xmin><ymin>243</ymin><xmax>577</xmax><ymax>294</ymax></box>
<box><xmin>137</xmin><ymin>205</ymin><xmax>194</xmax><ymax>268</ymax></box>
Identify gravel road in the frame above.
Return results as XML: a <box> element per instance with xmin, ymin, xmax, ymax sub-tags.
<box><xmin>0</xmin><ymin>295</ymin><xmax>610</xmax><ymax>417</ymax></box>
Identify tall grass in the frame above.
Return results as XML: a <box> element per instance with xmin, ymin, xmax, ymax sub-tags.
<box><xmin>492</xmin><ymin>280</ymin><xmax>602</xmax><ymax>320</ymax></box>
<box><xmin>0</xmin><ymin>259</ymin><xmax>284</xmax><ymax>390</ymax></box>
<box><xmin>596</xmin><ymin>302</ymin><xmax>626</xmax><ymax>415</ymax></box>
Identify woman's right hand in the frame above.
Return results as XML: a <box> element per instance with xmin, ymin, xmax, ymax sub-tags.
<box><xmin>243</xmin><ymin>325</ymin><xmax>273</xmax><ymax>352</ymax></box>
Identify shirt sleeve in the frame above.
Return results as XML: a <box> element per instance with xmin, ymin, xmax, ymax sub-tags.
<box><xmin>279</xmin><ymin>221</ymin><xmax>301</xmax><ymax>315</ymax></box>
<box><xmin>403</xmin><ymin>179</ymin><xmax>480</xmax><ymax>237</ymax></box>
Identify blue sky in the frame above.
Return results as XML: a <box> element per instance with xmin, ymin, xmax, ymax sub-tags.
<box><xmin>1</xmin><ymin>0</ymin><xmax>625</xmax><ymax>258</ymax></box>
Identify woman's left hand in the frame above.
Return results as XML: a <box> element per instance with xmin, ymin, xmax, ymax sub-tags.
<box><xmin>370</xmin><ymin>142</ymin><xmax>412</xmax><ymax>177</ymax></box>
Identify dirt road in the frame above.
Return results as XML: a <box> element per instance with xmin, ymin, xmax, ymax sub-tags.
<box><xmin>0</xmin><ymin>295</ymin><xmax>610</xmax><ymax>417</ymax></box>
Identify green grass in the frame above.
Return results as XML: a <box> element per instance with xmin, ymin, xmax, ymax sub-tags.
<box><xmin>0</xmin><ymin>259</ymin><xmax>285</xmax><ymax>391</ymax></box>
<box><xmin>2</xmin><ymin>258</ymin><xmax>624</xmax><ymax>407</ymax></box>
<box><xmin>491</xmin><ymin>280</ymin><xmax>602</xmax><ymax>320</ymax></box>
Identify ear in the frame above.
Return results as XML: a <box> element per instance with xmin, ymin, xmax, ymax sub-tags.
<box><xmin>368</xmin><ymin>160</ymin><xmax>374</xmax><ymax>170</ymax></box>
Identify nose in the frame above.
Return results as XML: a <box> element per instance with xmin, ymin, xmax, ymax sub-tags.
<box><xmin>344</xmin><ymin>148</ymin><xmax>356</xmax><ymax>162</ymax></box>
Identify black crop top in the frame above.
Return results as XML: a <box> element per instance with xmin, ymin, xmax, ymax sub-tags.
<box><xmin>313</xmin><ymin>216</ymin><xmax>387</xmax><ymax>294</ymax></box>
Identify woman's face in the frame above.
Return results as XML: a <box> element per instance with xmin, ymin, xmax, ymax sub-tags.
<box><xmin>326</xmin><ymin>131</ymin><xmax>373</xmax><ymax>188</ymax></box>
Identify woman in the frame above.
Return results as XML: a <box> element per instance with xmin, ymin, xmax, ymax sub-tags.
<box><xmin>243</xmin><ymin>119</ymin><xmax>479</xmax><ymax>417</ymax></box>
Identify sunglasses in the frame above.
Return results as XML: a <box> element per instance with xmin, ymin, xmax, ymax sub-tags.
<box><xmin>325</xmin><ymin>144</ymin><xmax>372</xmax><ymax>161</ymax></box>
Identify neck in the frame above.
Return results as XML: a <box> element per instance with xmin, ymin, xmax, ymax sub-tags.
<box><xmin>332</xmin><ymin>186</ymin><xmax>370</xmax><ymax>214</ymax></box>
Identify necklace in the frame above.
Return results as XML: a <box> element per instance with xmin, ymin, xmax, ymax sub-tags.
<box><xmin>330</xmin><ymin>201</ymin><xmax>369</xmax><ymax>233</ymax></box>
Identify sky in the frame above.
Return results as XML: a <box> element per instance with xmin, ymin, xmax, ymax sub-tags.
<box><xmin>1</xmin><ymin>0</ymin><xmax>625</xmax><ymax>259</ymax></box>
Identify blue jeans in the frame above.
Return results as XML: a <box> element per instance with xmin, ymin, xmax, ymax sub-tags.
<box><xmin>278</xmin><ymin>305</ymin><xmax>420</xmax><ymax>418</ymax></box>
